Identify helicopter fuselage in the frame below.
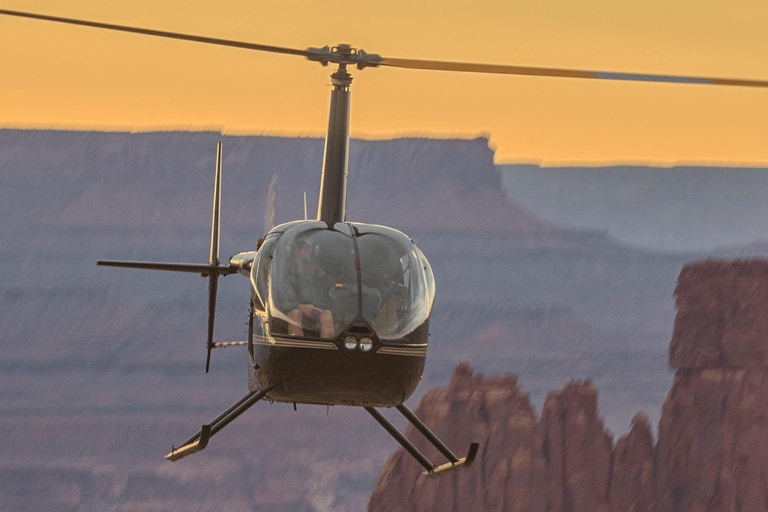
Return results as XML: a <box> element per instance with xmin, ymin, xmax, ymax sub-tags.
<box><xmin>235</xmin><ymin>219</ymin><xmax>434</xmax><ymax>407</ymax></box>
<box><xmin>247</xmin><ymin>323</ymin><xmax>428</xmax><ymax>407</ymax></box>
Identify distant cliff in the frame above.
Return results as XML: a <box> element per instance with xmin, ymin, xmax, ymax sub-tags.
<box><xmin>0</xmin><ymin>130</ymin><xmax>548</xmax><ymax>240</ymax></box>
<box><xmin>369</xmin><ymin>259</ymin><xmax>768</xmax><ymax>512</ymax></box>
<box><xmin>501</xmin><ymin>164</ymin><xmax>768</xmax><ymax>252</ymax></box>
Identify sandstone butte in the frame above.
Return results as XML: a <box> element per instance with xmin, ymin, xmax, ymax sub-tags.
<box><xmin>369</xmin><ymin>259</ymin><xmax>768</xmax><ymax>512</ymax></box>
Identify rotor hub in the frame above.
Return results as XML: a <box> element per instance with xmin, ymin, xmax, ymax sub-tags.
<box><xmin>305</xmin><ymin>44</ymin><xmax>383</xmax><ymax>70</ymax></box>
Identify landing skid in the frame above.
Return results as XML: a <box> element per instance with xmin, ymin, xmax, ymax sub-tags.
<box><xmin>366</xmin><ymin>404</ymin><xmax>479</xmax><ymax>478</ymax></box>
<box><xmin>165</xmin><ymin>389</ymin><xmax>478</xmax><ymax>478</ymax></box>
<box><xmin>165</xmin><ymin>388</ymin><xmax>267</xmax><ymax>461</ymax></box>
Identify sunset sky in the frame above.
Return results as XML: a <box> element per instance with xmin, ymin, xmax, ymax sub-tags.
<box><xmin>1</xmin><ymin>1</ymin><xmax>767</xmax><ymax>164</ymax></box>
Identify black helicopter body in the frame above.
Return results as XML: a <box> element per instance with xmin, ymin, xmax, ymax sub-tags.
<box><xmin>2</xmin><ymin>7</ymin><xmax>766</xmax><ymax>479</ymax></box>
<box><xmin>246</xmin><ymin>220</ymin><xmax>432</xmax><ymax>408</ymax></box>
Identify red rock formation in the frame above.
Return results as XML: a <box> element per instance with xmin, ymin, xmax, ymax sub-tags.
<box><xmin>611</xmin><ymin>414</ymin><xmax>653</xmax><ymax>512</ymax></box>
<box><xmin>368</xmin><ymin>363</ymin><xmax>547</xmax><ymax>512</ymax></box>
<box><xmin>670</xmin><ymin>260</ymin><xmax>768</xmax><ymax>370</ymax></box>
<box><xmin>368</xmin><ymin>366</ymin><xmax>616</xmax><ymax>512</ymax></box>
<box><xmin>369</xmin><ymin>259</ymin><xmax>768</xmax><ymax>512</ymax></box>
<box><xmin>652</xmin><ymin>260</ymin><xmax>768</xmax><ymax>512</ymax></box>
<box><xmin>539</xmin><ymin>381</ymin><xmax>613</xmax><ymax>512</ymax></box>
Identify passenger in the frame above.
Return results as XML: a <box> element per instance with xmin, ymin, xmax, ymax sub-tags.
<box><xmin>317</xmin><ymin>241</ymin><xmax>360</xmax><ymax>328</ymax></box>
<box><xmin>371</xmin><ymin>273</ymin><xmax>405</xmax><ymax>336</ymax></box>
<box><xmin>359</xmin><ymin>236</ymin><xmax>406</xmax><ymax>336</ymax></box>
<box><xmin>284</xmin><ymin>239</ymin><xmax>334</xmax><ymax>338</ymax></box>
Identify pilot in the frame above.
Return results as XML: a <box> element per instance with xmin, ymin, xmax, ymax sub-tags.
<box><xmin>285</xmin><ymin>239</ymin><xmax>335</xmax><ymax>338</ymax></box>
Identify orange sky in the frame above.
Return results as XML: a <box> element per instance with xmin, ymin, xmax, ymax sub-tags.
<box><xmin>1</xmin><ymin>1</ymin><xmax>767</xmax><ymax>164</ymax></box>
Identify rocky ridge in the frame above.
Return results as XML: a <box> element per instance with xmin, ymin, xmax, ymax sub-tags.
<box><xmin>369</xmin><ymin>259</ymin><xmax>768</xmax><ymax>512</ymax></box>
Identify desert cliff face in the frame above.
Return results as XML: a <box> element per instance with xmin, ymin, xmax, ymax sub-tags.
<box><xmin>368</xmin><ymin>366</ymin><xmax>617</xmax><ymax>512</ymax></box>
<box><xmin>369</xmin><ymin>260</ymin><xmax>768</xmax><ymax>512</ymax></box>
<box><xmin>653</xmin><ymin>260</ymin><xmax>768</xmax><ymax>512</ymax></box>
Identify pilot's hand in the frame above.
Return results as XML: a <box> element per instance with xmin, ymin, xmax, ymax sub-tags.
<box><xmin>299</xmin><ymin>304</ymin><xmax>322</xmax><ymax>318</ymax></box>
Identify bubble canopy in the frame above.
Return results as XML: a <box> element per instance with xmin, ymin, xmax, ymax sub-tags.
<box><xmin>254</xmin><ymin>221</ymin><xmax>434</xmax><ymax>341</ymax></box>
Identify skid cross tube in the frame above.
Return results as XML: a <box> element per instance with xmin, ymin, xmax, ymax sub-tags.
<box><xmin>166</xmin><ymin>388</ymin><xmax>267</xmax><ymax>461</ymax></box>
<box><xmin>365</xmin><ymin>407</ymin><xmax>434</xmax><ymax>472</ymax></box>
<box><xmin>396</xmin><ymin>404</ymin><xmax>460</xmax><ymax>464</ymax></box>
<box><xmin>207</xmin><ymin>388</ymin><xmax>266</xmax><ymax>438</ymax></box>
<box><xmin>366</xmin><ymin>406</ymin><xmax>480</xmax><ymax>478</ymax></box>
<box><xmin>178</xmin><ymin>389</ymin><xmax>261</xmax><ymax>447</ymax></box>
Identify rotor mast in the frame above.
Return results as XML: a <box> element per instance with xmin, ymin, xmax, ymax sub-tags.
<box><xmin>317</xmin><ymin>57</ymin><xmax>353</xmax><ymax>224</ymax></box>
<box><xmin>306</xmin><ymin>44</ymin><xmax>383</xmax><ymax>224</ymax></box>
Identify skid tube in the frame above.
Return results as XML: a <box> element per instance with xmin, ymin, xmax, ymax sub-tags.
<box><xmin>365</xmin><ymin>404</ymin><xmax>479</xmax><ymax>478</ymax></box>
<box><xmin>165</xmin><ymin>388</ymin><xmax>268</xmax><ymax>461</ymax></box>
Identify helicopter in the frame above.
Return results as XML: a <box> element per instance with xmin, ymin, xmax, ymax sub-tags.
<box><xmin>2</xmin><ymin>8</ymin><xmax>766</xmax><ymax>479</ymax></box>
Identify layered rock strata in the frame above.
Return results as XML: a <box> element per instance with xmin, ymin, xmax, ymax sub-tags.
<box><xmin>369</xmin><ymin>260</ymin><xmax>768</xmax><ymax>512</ymax></box>
<box><xmin>653</xmin><ymin>260</ymin><xmax>768</xmax><ymax>512</ymax></box>
<box><xmin>368</xmin><ymin>365</ymin><xmax>620</xmax><ymax>512</ymax></box>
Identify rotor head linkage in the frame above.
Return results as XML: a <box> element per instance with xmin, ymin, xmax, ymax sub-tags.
<box><xmin>331</xmin><ymin>64</ymin><xmax>353</xmax><ymax>88</ymax></box>
<box><xmin>305</xmin><ymin>44</ymin><xmax>383</xmax><ymax>70</ymax></box>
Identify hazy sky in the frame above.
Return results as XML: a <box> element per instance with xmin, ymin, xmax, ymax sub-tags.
<box><xmin>2</xmin><ymin>1</ymin><xmax>767</xmax><ymax>163</ymax></box>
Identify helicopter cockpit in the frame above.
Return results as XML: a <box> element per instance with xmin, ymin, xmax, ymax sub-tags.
<box><xmin>252</xmin><ymin>221</ymin><xmax>435</xmax><ymax>343</ymax></box>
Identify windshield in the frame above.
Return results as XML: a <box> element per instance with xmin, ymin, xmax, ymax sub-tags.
<box><xmin>265</xmin><ymin>222</ymin><xmax>434</xmax><ymax>340</ymax></box>
<box><xmin>268</xmin><ymin>223</ymin><xmax>357</xmax><ymax>338</ymax></box>
<box><xmin>356</xmin><ymin>224</ymin><xmax>434</xmax><ymax>339</ymax></box>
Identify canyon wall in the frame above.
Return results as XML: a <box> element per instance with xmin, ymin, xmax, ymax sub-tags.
<box><xmin>369</xmin><ymin>259</ymin><xmax>768</xmax><ymax>512</ymax></box>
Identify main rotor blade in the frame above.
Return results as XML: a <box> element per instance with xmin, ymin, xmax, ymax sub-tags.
<box><xmin>0</xmin><ymin>8</ymin><xmax>310</xmax><ymax>58</ymax></box>
<box><xmin>380</xmin><ymin>57</ymin><xmax>768</xmax><ymax>89</ymax></box>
